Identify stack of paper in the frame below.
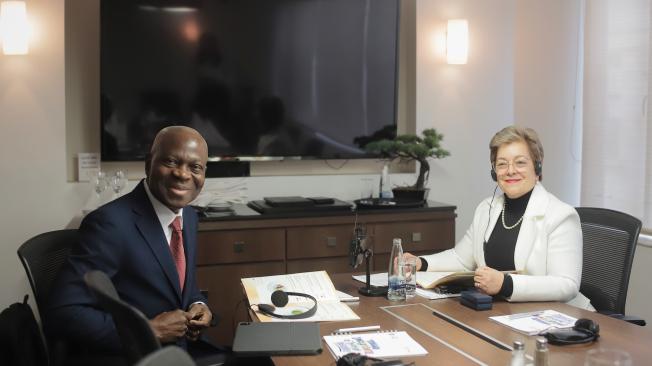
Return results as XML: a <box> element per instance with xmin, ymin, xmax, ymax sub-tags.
<box><xmin>242</xmin><ymin>271</ymin><xmax>360</xmax><ymax>322</ymax></box>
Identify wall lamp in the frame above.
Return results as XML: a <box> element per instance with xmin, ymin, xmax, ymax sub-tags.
<box><xmin>0</xmin><ymin>1</ymin><xmax>29</xmax><ymax>55</ymax></box>
<box><xmin>446</xmin><ymin>19</ymin><xmax>468</xmax><ymax>65</ymax></box>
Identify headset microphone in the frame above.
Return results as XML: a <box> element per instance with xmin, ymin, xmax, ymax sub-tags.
<box><xmin>483</xmin><ymin>185</ymin><xmax>499</xmax><ymax>246</ymax></box>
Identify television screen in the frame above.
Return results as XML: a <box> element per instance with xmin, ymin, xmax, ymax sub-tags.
<box><xmin>100</xmin><ymin>0</ymin><xmax>399</xmax><ymax>161</ymax></box>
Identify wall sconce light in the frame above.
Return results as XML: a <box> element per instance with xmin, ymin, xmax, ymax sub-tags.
<box><xmin>0</xmin><ymin>1</ymin><xmax>29</xmax><ymax>55</ymax></box>
<box><xmin>446</xmin><ymin>19</ymin><xmax>468</xmax><ymax>65</ymax></box>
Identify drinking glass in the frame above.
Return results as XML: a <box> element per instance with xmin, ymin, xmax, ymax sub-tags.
<box><xmin>110</xmin><ymin>169</ymin><xmax>128</xmax><ymax>197</ymax></box>
<box><xmin>90</xmin><ymin>170</ymin><xmax>108</xmax><ymax>206</ymax></box>
<box><xmin>401</xmin><ymin>257</ymin><xmax>417</xmax><ymax>298</ymax></box>
<box><xmin>585</xmin><ymin>349</ymin><xmax>632</xmax><ymax>366</ymax></box>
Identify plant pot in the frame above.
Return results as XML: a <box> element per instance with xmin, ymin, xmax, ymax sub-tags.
<box><xmin>391</xmin><ymin>187</ymin><xmax>429</xmax><ymax>202</ymax></box>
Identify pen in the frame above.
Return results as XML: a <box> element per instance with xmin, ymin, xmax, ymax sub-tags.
<box><xmin>336</xmin><ymin>325</ymin><xmax>380</xmax><ymax>333</ymax></box>
<box><xmin>340</xmin><ymin>297</ymin><xmax>360</xmax><ymax>302</ymax></box>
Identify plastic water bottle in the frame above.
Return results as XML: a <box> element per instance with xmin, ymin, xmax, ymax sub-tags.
<box><xmin>387</xmin><ymin>238</ymin><xmax>405</xmax><ymax>301</ymax></box>
<box><xmin>509</xmin><ymin>340</ymin><xmax>526</xmax><ymax>366</ymax></box>
<box><xmin>379</xmin><ymin>163</ymin><xmax>393</xmax><ymax>199</ymax></box>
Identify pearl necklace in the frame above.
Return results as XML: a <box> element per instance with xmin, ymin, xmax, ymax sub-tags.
<box><xmin>501</xmin><ymin>201</ymin><xmax>524</xmax><ymax>230</ymax></box>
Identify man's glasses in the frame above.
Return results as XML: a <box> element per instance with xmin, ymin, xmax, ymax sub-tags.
<box><xmin>493</xmin><ymin>159</ymin><xmax>531</xmax><ymax>174</ymax></box>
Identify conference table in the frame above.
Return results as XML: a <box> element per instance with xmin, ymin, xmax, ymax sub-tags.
<box><xmin>264</xmin><ymin>273</ymin><xmax>652</xmax><ymax>366</ymax></box>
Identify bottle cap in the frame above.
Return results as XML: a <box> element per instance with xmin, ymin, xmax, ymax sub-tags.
<box><xmin>513</xmin><ymin>340</ymin><xmax>525</xmax><ymax>350</ymax></box>
<box><xmin>393</xmin><ymin>238</ymin><xmax>402</xmax><ymax>245</ymax></box>
<box><xmin>536</xmin><ymin>337</ymin><xmax>548</xmax><ymax>350</ymax></box>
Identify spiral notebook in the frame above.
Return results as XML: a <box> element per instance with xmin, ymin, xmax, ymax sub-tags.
<box><xmin>323</xmin><ymin>330</ymin><xmax>428</xmax><ymax>359</ymax></box>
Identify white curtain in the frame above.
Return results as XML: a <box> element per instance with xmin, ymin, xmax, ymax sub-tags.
<box><xmin>582</xmin><ymin>0</ymin><xmax>652</xmax><ymax>230</ymax></box>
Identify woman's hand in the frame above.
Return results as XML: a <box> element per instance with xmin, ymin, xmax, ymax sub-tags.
<box><xmin>474</xmin><ymin>266</ymin><xmax>503</xmax><ymax>295</ymax></box>
<box><xmin>402</xmin><ymin>252</ymin><xmax>422</xmax><ymax>271</ymax></box>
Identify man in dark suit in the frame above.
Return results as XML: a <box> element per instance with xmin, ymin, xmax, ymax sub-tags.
<box><xmin>45</xmin><ymin>126</ymin><xmax>217</xmax><ymax>360</ymax></box>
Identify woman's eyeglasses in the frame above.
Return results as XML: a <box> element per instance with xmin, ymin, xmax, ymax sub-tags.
<box><xmin>493</xmin><ymin>159</ymin><xmax>531</xmax><ymax>174</ymax></box>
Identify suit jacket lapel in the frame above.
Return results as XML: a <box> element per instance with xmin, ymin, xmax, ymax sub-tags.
<box><xmin>514</xmin><ymin>183</ymin><xmax>548</xmax><ymax>270</ymax></box>
<box><xmin>131</xmin><ymin>182</ymin><xmax>183</xmax><ymax>303</ymax></box>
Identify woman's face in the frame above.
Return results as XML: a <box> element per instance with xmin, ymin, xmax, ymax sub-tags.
<box><xmin>494</xmin><ymin>141</ymin><xmax>538</xmax><ymax>199</ymax></box>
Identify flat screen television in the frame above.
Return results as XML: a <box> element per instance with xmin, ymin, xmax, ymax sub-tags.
<box><xmin>100</xmin><ymin>0</ymin><xmax>399</xmax><ymax>161</ymax></box>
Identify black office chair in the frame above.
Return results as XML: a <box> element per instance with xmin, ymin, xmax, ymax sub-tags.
<box><xmin>17</xmin><ymin>229</ymin><xmax>79</xmax><ymax>366</ymax></box>
<box><xmin>84</xmin><ymin>270</ymin><xmax>161</xmax><ymax>365</ymax></box>
<box><xmin>135</xmin><ymin>346</ymin><xmax>196</xmax><ymax>366</ymax></box>
<box><xmin>576</xmin><ymin>207</ymin><xmax>645</xmax><ymax>325</ymax></box>
<box><xmin>84</xmin><ymin>271</ymin><xmax>228</xmax><ymax>366</ymax></box>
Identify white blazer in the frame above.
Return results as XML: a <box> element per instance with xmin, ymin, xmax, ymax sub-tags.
<box><xmin>422</xmin><ymin>182</ymin><xmax>593</xmax><ymax>310</ymax></box>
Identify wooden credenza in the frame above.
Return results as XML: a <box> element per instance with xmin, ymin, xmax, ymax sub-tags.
<box><xmin>195</xmin><ymin>202</ymin><xmax>456</xmax><ymax>345</ymax></box>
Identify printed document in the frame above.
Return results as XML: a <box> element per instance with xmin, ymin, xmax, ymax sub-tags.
<box><xmin>489</xmin><ymin>309</ymin><xmax>578</xmax><ymax>335</ymax></box>
<box><xmin>242</xmin><ymin>271</ymin><xmax>359</xmax><ymax>322</ymax></box>
<box><xmin>323</xmin><ymin>331</ymin><xmax>428</xmax><ymax>359</ymax></box>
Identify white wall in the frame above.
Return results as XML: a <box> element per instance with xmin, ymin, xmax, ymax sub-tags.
<box><xmin>417</xmin><ymin>0</ymin><xmax>516</xmax><ymax>238</ymax></box>
<box><xmin>0</xmin><ymin>0</ymin><xmax>85</xmax><ymax>309</ymax></box>
<box><xmin>514</xmin><ymin>0</ymin><xmax>583</xmax><ymax>205</ymax></box>
<box><xmin>415</xmin><ymin>0</ymin><xmax>585</xmax><ymax>237</ymax></box>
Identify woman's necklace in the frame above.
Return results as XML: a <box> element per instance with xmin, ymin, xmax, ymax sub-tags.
<box><xmin>501</xmin><ymin>201</ymin><xmax>524</xmax><ymax>230</ymax></box>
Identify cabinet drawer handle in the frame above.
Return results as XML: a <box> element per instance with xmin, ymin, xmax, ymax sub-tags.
<box><xmin>233</xmin><ymin>241</ymin><xmax>245</xmax><ymax>253</ymax></box>
<box><xmin>326</xmin><ymin>237</ymin><xmax>337</xmax><ymax>247</ymax></box>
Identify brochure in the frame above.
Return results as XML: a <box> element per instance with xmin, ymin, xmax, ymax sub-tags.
<box><xmin>489</xmin><ymin>309</ymin><xmax>578</xmax><ymax>335</ymax></box>
<box><xmin>323</xmin><ymin>330</ymin><xmax>428</xmax><ymax>359</ymax></box>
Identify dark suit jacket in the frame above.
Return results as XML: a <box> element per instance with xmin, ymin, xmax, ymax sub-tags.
<box><xmin>45</xmin><ymin>181</ymin><xmax>207</xmax><ymax>352</ymax></box>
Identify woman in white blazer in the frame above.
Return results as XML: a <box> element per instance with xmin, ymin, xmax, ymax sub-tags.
<box><xmin>405</xmin><ymin>126</ymin><xmax>592</xmax><ymax>310</ymax></box>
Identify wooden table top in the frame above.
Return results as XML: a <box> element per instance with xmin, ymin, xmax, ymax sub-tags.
<box><xmin>268</xmin><ymin>273</ymin><xmax>652</xmax><ymax>366</ymax></box>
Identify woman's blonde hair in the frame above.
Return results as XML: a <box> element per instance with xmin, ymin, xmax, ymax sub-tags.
<box><xmin>489</xmin><ymin>126</ymin><xmax>544</xmax><ymax>165</ymax></box>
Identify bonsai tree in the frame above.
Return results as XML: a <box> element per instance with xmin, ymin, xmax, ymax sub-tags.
<box><xmin>364</xmin><ymin>128</ymin><xmax>450</xmax><ymax>191</ymax></box>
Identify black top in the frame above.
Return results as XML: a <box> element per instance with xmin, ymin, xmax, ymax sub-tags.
<box><xmin>419</xmin><ymin>189</ymin><xmax>534</xmax><ymax>298</ymax></box>
<box><xmin>484</xmin><ymin>189</ymin><xmax>533</xmax><ymax>270</ymax></box>
<box><xmin>485</xmin><ymin>188</ymin><xmax>533</xmax><ymax>297</ymax></box>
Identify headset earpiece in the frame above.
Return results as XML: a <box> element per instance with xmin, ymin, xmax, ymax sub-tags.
<box><xmin>574</xmin><ymin>318</ymin><xmax>599</xmax><ymax>336</ymax></box>
<box><xmin>534</xmin><ymin>161</ymin><xmax>542</xmax><ymax>176</ymax></box>
<box><xmin>271</xmin><ymin>290</ymin><xmax>289</xmax><ymax>307</ymax></box>
<box><xmin>491</xmin><ymin>169</ymin><xmax>497</xmax><ymax>182</ymax></box>
<box><xmin>545</xmin><ymin>318</ymin><xmax>600</xmax><ymax>345</ymax></box>
<box><xmin>256</xmin><ymin>290</ymin><xmax>318</xmax><ymax>320</ymax></box>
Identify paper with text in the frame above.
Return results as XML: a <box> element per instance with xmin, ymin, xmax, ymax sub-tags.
<box><xmin>323</xmin><ymin>331</ymin><xmax>428</xmax><ymax>359</ymax></box>
<box><xmin>489</xmin><ymin>309</ymin><xmax>578</xmax><ymax>335</ymax></box>
<box><xmin>242</xmin><ymin>271</ymin><xmax>359</xmax><ymax>322</ymax></box>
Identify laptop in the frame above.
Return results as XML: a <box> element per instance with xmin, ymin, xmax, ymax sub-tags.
<box><xmin>232</xmin><ymin>322</ymin><xmax>322</xmax><ymax>356</ymax></box>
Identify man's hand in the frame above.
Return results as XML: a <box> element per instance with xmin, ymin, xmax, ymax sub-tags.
<box><xmin>149</xmin><ymin>310</ymin><xmax>192</xmax><ymax>344</ymax></box>
<box><xmin>474</xmin><ymin>266</ymin><xmax>504</xmax><ymax>295</ymax></box>
<box><xmin>186</xmin><ymin>303</ymin><xmax>212</xmax><ymax>341</ymax></box>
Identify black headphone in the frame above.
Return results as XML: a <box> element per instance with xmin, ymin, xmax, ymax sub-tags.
<box><xmin>256</xmin><ymin>290</ymin><xmax>318</xmax><ymax>319</ymax></box>
<box><xmin>490</xmin><ymin>160</ymin><xmax>542</xmax><ymax>181</ymax></box>
<box><xmin>544</xmin><ymin>318</ymin><xmax>600</xmax><ymax>345</ymax></box>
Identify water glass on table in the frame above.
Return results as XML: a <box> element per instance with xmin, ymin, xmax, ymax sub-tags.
<box><xmin>401</xmin><ymin>256</ymin><xmax>417</xmax><ymax>298</ymax></box>
<box><xmin>585</xmin><ymin>348</ymin><xmax>632</xmax><ymax>366</ymax></box>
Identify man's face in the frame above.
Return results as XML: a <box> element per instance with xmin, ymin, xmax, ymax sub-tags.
<box><xmin>146</xmin><ymin>131</ymin><xmax>208</xmax><ymax>212</ymax></box>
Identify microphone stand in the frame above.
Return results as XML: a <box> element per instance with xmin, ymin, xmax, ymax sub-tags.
<box><xmin>358</xmin><ymin>248</ymin><xmax>388</xmax><ymax>297</ymax></box>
